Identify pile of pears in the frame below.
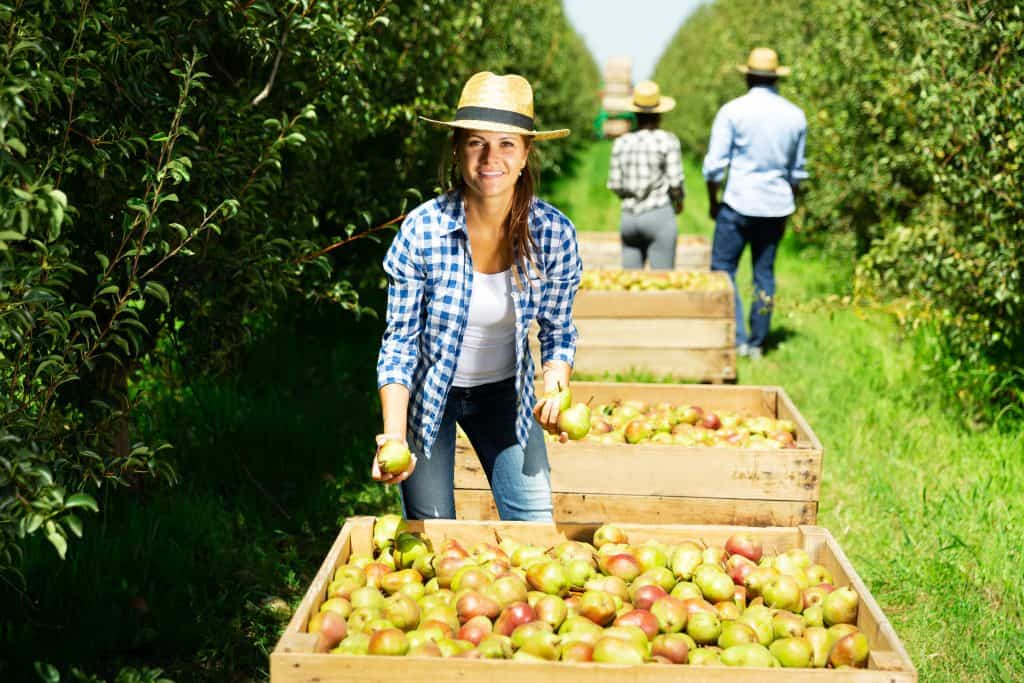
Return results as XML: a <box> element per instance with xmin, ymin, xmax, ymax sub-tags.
<box><xmin>549</xmin><ymin>398</ymin><xmax>800</xmax><ymax>449</ymax></box>
<box><xmin>307</xmin><ymin>515</ymin><xmax>871</xmax><ymax>669</ymax></box>
<box><xmin>580</xmin><ymin>270</ymin><xmax>729</xmax><ymax>292</ymax></box>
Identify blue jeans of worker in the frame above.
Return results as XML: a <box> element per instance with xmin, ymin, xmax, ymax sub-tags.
<box><xmin>621</xmin><ymin>204</ymin><xmax>678</xmax><ymax>270</ymax></box>
<box><xmin>400</xmin><ymin>377</ymin><xmax>552</xmax><ymax>521</ymax></box>
<box><xmin>710</xmin><ymin>204</ymin><xmax>787</xmax><ymax>349</ymax></box>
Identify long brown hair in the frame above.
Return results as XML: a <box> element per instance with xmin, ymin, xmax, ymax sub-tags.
<box><xmin>440</xmin><ymin>130</ymin><xmax>541</xmax><ymax>286</ymax></box>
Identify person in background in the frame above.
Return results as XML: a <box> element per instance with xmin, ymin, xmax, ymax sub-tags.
<box><xmin>607</xmin><ymin>81</ymin><xmax>685</xmax><ymax>269</ymax></box>
<box><xmin>372</xmin><ymin>71</ymin><xmax>582</xmax><ymax>521</ymax></box>
<box><xmin>704</xmin><ymin>47</ymin><xmax>808</xmax><ymax>360</ymax></box>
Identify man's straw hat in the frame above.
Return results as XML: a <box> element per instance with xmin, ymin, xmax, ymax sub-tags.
<box><xmin>628</xmin><ymin>81</ymin><xmax>675</xmax><ymax>114</ymax></box>
<box><xmin>420</xmin><ymin>72</ymin><xmax>569</xmax><ymax>140</ymax></box>
<box><xmin>736</xmin><ymin>47</ymin><xmax>791</xmax><ymax>77</ymax></box>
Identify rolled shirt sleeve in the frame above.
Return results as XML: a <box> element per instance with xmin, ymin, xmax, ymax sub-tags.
<box><xmin>536</xmin><ymin>211</ymin><xmax>581</xmax><ymax>367</ymax></box>
<box><xmin>702</xmin><ymin>109</ymin><xmax>733</xmax><ymax>183</ymax></box>
<box><xmin>376</xmin><ymin>215</ymin><xmax>425</xmax><ymax>389</ymax></box>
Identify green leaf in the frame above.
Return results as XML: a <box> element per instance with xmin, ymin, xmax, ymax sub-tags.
<box><xmin>0</xmin><ymin>230</ymin><xmax>27</xmax><ymax>242</ymax></box>
<box><xmin>96</xmin><ymin>284</ymin><xmax>119</xmax><ymax>297</ymax></box>
<box><xmin>46</xmin><ymin>530</ymin><xmax>68</xmax><ymax>559</ymax></box>
<box><xmin>33</xmin><ymin>661</ymin><xmax>60</xmax><ymax>683</ymax></box>
<box><xmin>144</xmin><ymin>281</ymin><xmax>171</xmax><ymax>307</ymax></box>
<box><xmin>6</xmin><ymin>138</ymin><xmax>27</xmax><ymax>156</ymax></box>
<box><xmin>65</xmin><ymin>493</ymin><xmax>99</xmax><ymax>512</ymax></box>
<box><xmin>150</xmin><ymin>132</ymin><xmax>170</xmax><ymax>142</ymax></box>
<box><xmin>64</xmin><ymin>514</ymin><xmax>83</xmax><ymax>538</ymax></box>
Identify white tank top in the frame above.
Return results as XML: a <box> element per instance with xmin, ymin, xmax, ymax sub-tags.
<box><xmin>452</xmin><ymin>269</ymin><xmax>516</xmax><ymax>387</ymax></box>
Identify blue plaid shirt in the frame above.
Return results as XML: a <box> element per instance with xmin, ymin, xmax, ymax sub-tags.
<box><xmin>377</xmin><ymin>191</ymin><xmax>581</xmax><ymax>458</ymax></box>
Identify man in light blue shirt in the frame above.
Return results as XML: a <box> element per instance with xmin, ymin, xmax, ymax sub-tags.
<box><xmin>703</xmin><ymin>48</ymin><xmax>808</xmax><ymax>359</ymax></box>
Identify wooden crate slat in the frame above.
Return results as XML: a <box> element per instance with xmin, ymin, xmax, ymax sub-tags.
<box><xmin>454</xmin><ymin>490</ymin><xmax>817</xmax><ymax>527</ymax></box>
<box><xmin>573</xmin><ymin>287</ymin><xmax>733</xmax><ymax>319</ymax></box>
<box><xmin>575</xmin><ymin>317</ymin><xmax>733</xmax><ymax>349</ymax></box>
<box><xmin>568</xmin><ymin>346</ymin><xmax>737</xmax><ymax>380</ymax></box>
<box><xmin>271</xmin><ymin>520</ymin><xmax>917</xmax><ymax>682</ymax></box>
<box><xmin>455</xmin><ymin>444</ymin><xmax>821</xmax><ymax>501</ymax></box>
<box><xmin>578</xmin><ymin>231</ymin><xmax>711</xmax><ymax>271</ymax></box>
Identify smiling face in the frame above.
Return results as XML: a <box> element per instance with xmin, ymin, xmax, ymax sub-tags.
<box><xmin>456</xmin><ymin>130</ymin><xmax>530</xmax><ymax>203</ymax></box>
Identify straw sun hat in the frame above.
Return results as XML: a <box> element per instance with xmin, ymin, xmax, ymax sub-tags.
<box><xmin>628</xmin><ymin>80</ymin><xmax>676</xmax><ymax>114</ymax></box>
<box><xmin>736</xmin><ymin>47</ymin><xmax>792</xmax><ymax>77</ymax></box>
<box><xmin>420</xmin><ymin>71</ymin><xmax>570</xmax><ymax>140</ymax></box>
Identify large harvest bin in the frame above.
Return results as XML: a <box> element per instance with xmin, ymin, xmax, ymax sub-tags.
<box><xmin>270</xmin><ymin>517</ymin><xmax>917</xmax><ymax>682</ymax></box>
<box><xmin>548</xmin><ymin>269</ymin><xmax>736</xmax><ymax>383</ymax></box>
<box><xmin>578</xmin><ymin>231</ymin><xmax>712</xmax><ymax>271</ymax></box>
<box><xmin>455</xmin><ymin>381</ymin><xmax>822</xmax><ymax>526</ymax></box>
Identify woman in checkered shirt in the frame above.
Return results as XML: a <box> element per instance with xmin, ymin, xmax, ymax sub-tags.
<box><xmin>371</xmin><ymin>72</ymin><xmax>583</xmax><ymax>521</ymax></box>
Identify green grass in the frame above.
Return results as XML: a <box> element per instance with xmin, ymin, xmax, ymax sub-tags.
<box><xmin>546</xmin><ymin>143</ymin><xmax>1024</xmax><ymax>682</ymax></box>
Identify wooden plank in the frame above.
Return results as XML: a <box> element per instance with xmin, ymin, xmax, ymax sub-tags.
<box><xmin>454</xmin><ymin>490</ymin><xmax>817</xmax><ymax>526</ymax></box>
<box><xmin>777</xmin><ymin>388</ymin><xmax>824</xmax><ymax>451</ymax></box>
<box><xmin>575</xmin><ymin>318</ymin><xmax>733</xmax><ymax>349</ymax></box>
<box><xmin>574</xmin><ymin>286</ymin><xmax>733</xmax><ymax>318</ymax></box>
<box><xmin>455</xmin><ymin>443</ymin><xmax>821</xmax><ymax>500</ymax></box>
<box><xmin>560</xmin><ymin>381</ymin><xmax>778</xmax><ymax>413</ymax></box>
<box><xmin>569</xmin><ymin>346</ymin><xmax>736</xmax><ymax>380</ymax></box>
<box><xmin>281</xmin><ymin>521</ymin><xmax>354</xmax><ymax>638</ymax></box>
<box><xmin>271</xmin><ymin>520</ymin><xmax>917</xmax><ymax>683</ymax></box>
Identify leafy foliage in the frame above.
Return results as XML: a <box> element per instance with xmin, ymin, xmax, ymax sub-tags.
<box><xmin>656</xmin><ymin>0</ymin><xmax>1023</xmax><ymax>420</ymax></box>
<box><xmin>0</xmin><ymin>0</ymin><xmax>598</xmax><ymax>573</ymax></box>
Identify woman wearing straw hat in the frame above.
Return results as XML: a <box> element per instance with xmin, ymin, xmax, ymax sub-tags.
<box><xmin>606</xmin><ymin>80</ymin><xmax>686</xmax><ymax>270</ymax></box>
<box><xmin>703</xmin><ymin>48</ymin><xmax>808</xmax><ymax>360</ymax></box>
<box><xmin>372</xmin><ymin>72</ymin><xmax>581</xmax><ymax>521</ymax></box>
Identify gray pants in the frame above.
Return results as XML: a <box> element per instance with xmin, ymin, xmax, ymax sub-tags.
<box><xmin>620</xmin><ymin>204</ymin><xmax>677</xmax><ymax>269</ymax></box>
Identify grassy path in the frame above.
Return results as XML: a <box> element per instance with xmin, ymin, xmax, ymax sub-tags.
<box><xmin>542</xmin><ymin>140</ymin><xmax>1024</xmax><ymax>681</ymax></box>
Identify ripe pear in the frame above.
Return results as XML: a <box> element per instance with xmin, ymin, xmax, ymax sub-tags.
<box><xmin>558</xmin><ymin>402</ymin><xmax>591</xmax><ymax>440</ymax></box>
<box><xmin>372</xmin><ymin>514</ymin><xmax>406</xmax><ymax>551</ymax></box>
<box><xmin>377</xmin><ymin>440</ymin><xmax>412</xmax><ymax>475</ymax></box>
<box><xmin>544</xmin><ymin>383</ymin><xmax>572</xmax><ymax>411</ymax></box>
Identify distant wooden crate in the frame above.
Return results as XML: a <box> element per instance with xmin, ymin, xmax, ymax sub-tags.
<box><xmin>271</xmin><ymin>517</ymin><xmax>917</xmax><ymax>682</ymax></box>
<box><xmin>578</xmin><ymin>231</ymin><xmax>712</xmax><ymax>271</ymax></box>
<box><xmin>455</xmin><ymin>381</ymin><xmax>822</xmax><ymax>527</ymax></box>
<box><xmin>533</xmin><ymin>270</ymin><xmax>735</xmax><ymax>382</ymax></box>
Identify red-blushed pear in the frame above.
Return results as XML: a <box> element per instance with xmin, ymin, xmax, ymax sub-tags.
<box><xmin>469</xmin><ymin>541</ymin><xmax>508</xmax><ymax>564</ymax></box>
<box><xmin>772</xmin><ymin>610</ymin><xmax>806</xmax><ymax>639</ymax></box>
<box><xmin>383</xmin><ymin>594</ymin><xmax>421</xmax><ymax>631</ymax></box>
<box><xmin>614</xmin><ymin>600</ymin><xmax>634</xmax><ymax>619</ymax></box>
<box><xmin>733</xmin><ymin>584</ymin><xmax>747</xmax><ymax>610</ymax></box>
<box><xmin>770</xmin><ymin>636</ymin><xmax>814</xmax><ymax>667</ymax></box>
<box><xmin>509</xmin><ymin>620</ymin><xmax>553</xmax><ymax>650</ymax></box>
<box><xmin>623</xmin><ymin>419</ymin><xmax>652</xmax><ymax>444</ymax></box>
<box><xmin>803</xmin><ymin>583</ymin><xmax>834</xmax><ymax>610</ymax></box>
<box><xmin>592</xmin><ymin>523</ymin><xmax>629</xmax><ymax>549</ymax></box>
<box><xmin>720</xmin><ymin>642</ymin><xmax>773</xmax><ymax>667</ymax></box>
<box><xmin>725</xmin><ymin>532</ymin><xmax>763</xmax><ymax>563</ymax></box>
<box><xmin>434</xmin><ymin>555</ymin><xmax>473</xmax><ymax>589</ymax></box>
<box><xmin>483</xmin><ymin>575</ymin><xmax>528</xmax><ymax>609</ymax></box>
<box><xmin>406</xmin><ymin>641</ymin><xmax>443</xmax><ymax>657</ymax></box>
<box><xmin>455</xmin><ymin>590</ymin><xmax>501</xmax><ymax>623</ymax></box>
<box><xmin>591</xmin><ymin>635</ymin><xmax>646</xmax><ymax>664</ymax></box>
<box><xmin>326</xmin><ymin>577</ymin><xmax>362</xmax><ymax>601</ymax></box>
<box><xmin>718</xmin><ymin>620</ymin><xmax>759</xmax><ymax>649</ymax></box>
<box><xmin>829</xmin><ymin>632</ymin><xmax>870</xmax><ymax>668</ymax></box>
<box><xmin>558</xmin><ymin>402</ymin><xmax>592</xmax><ymax>440</ymax></box>
<box><xmin>450</xmin><ymin>565</ymin><xmax>491</xmax><ymax>593</ymax></box>
<box><xmin>476</xmin><ymin>633</ymin><xmax>513</xmax><ymax>659</ymax></box>
<box><xmin>744</xmin><ymin>565</ymin><xmax>780</xmax><ymax>599</ymax></box>
<box><xmin>680</xmin><ymin>597</ymin><xmax>717</xmax><ymax>618</ymax></box>
<box><xmin>363</xmin><ymin>562</ymin><xmax>393</xmax><ymax>590</ymax></box>
<box><xmin>578</xmin><ymin>589</ymin><xmax>617</xmax><ymax>626</ymax></box>
<box><xmin>631</xmin><ymin>583</ymin><xmax>669</xmax><ymax>611</ymax></box>
<box><xmin>713</xmin><ymin>600</ymin><xmax>741</xmax><ymax>621</ymax></box>
<box><xmin>563</xmin><ymin>594</ymin><xmax>581</xmax><ymax>619</ymax></box>
<box><xmin>364</xmin><ymin>617</ymin><xmax>397</xmax><ymax>634</ymax></box>
<box><xmin>417</xmin><ymin>619</ymin><xmax>455</xmax><ymax>642</ymax></box>
<box><xmin>379</xmin><ymin>568</ymin><xmax>423</xmax><ymax>596</ymax></box>
<box><xmin>602</xmin><ymin>625</ymin><xmax>651</xmax><ymax>655</ymax></box>
<box><xmin>526</xmin><ymin>560</ymin><xmax>569</xmax><ymax>596</ymax></box>
<box><xmin>480</xmin><ymin>559</ymin><xmax>511</xmax><ymax>581</ymax></box>
<box><xmin>649</xmin><ymin>598</ymin><xmax>691</xmax><ymax>636</ymax></box>
<box><xmin>826</xmin><ymin>623</ymin><xmax>860</xmax><ymax>648</ymax></box>
<box><xmin>534</xmin><ymin>594</ymin><xmax>568</xmax><ymax>630</ymax></box>
<box><xmin>332</xmin><ymin>631</ymin><xmax>370</xmax><ymax>655</ymax></box>
<box><xmin>560</xmin><ymin>640</ymin><xmax>594</xmax><ymax>662</ymax></box>
<box><xmin>614</xmin><ymin>609</ymin><xmax>660</xmax><ymax>640</ymax></box>
<box><xmin>803</xmin><ymin>604</ymin><xmax>824</xmax><ymax>628</ymax></box>
<box><xmin>685</xmin><ymin>610</ymin><xmax>722</xmax><ymax>645</ymax></box>
<box><xmin>492</xmin><ymin>601</ymin><xmax>536</xmax><ymax>636</ymax></box>
<box><xmin>822</xmin><ymin>586</ymin><xmax>860</xmax><ymax>626</ymax></box>
<box><xmin>550</xmin><ymin>540</ymin><xmax>596</xmax><ymax>564</ymax></box>
<box><xmin>669</xmin><ymin>541</ymin><xmax>704</xmax><ymax>580</ymax></box>
<box><xmin>701</xmin><ymin>412</ymin><xmax>722</xmax><ymax>430</ymax></box>
<box><xmin>419</xmin><ymin>605</ymin><xmax>458</xmax><ymax>633</ymax></box>
<box><xmin>600</xmin><ymin>553</ymin><xmax>643</xmax><ymax>583</ymax></box>
<box><xmin>436</xmin><ymin>537</ymin><xmax>470</xmax><ymax>560</ymax></box>
<box><xmin>806</xmin><ymin>564</ymin><xmax>834</xmax><ymax>585</ymax></box>
<box><xmin>367</xmin><ymin>628</ymin><xmax>409</xmax><ymax>656</ymax></box>
<box><xmin>584</xmin><ymin>575</ymin><xmax>630</xmax><ymax>602</ymax></box>
<box><xmin>319</xmin><ymin>597</ymin><xmax>352</xmax><ymax>619</ymax></box>
<box><xmin>651</xmin><ymin>632</ymin><xmax>691</xmax><ymax>664</ymax></box>
<box><xmin>674</xmin><ymin>404</ymin><xmax>703</xmax><ymax>425</ymax></box>
<box><xmin>376</xmin><ymin>440</ymin><xmax>412</xmax><ymax>476</ymax></box>
<box><xmin>311</xmin><ymin>610</ymin><xmax>348</xmax><ymax>652</ymax></box>
<box><xmin>726</xmin><ymin>553</ymin><xmax>757</xmax><ymax>586</ymax></box>
<box><xmin>688</xmin><ymin>648</ymin><xmax>722</xmax><ymax>666</ymax></box>
<box><xmin>804</xmin><ymin>625</ymin><xmax>830</xmax><ymax>667</ymax></box>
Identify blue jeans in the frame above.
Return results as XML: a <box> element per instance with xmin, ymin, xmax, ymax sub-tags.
<box><xmin>710</xmin><ymin>204</ymin><xmax>787</xmax><ymax>349</ymax></box>
<box><xmin>621</xmin><ymin>204</ymin><xmax>677</xmax><ymax>270</ymax></box>
<box><xmin>400</xmin><ymin>377</ymin><xmax>553</xmax><ymax>521</ymax></box>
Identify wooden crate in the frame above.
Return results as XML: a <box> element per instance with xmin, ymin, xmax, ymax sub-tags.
<box><xmin>578</xmin><ymin>231</ymin><xmax>712</xmax><ymax>271</ymax></box>
<box><xmin>534</xmin><ymin>270</ymin><xmax>735</xmax><ymax>382</ymax></box>
<box><xmin>455</xmin><ymin>381</ymin><xmax>822</xmax><ymax>526</ymax></box>
<box><xmin>270</xmin><ymin>517</ymin><xmax>917</xmax><ymax>682</ymax></box>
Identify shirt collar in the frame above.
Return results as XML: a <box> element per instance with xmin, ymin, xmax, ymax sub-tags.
<box><xmin>439</xmin><ymin>191</ymin><xmax>467</xmax><ymax>236</ymax></box>
<box><xmin>750</xmin><ymin>84</ymin><xmax>779</xmax><ymax>95</ymax></box>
